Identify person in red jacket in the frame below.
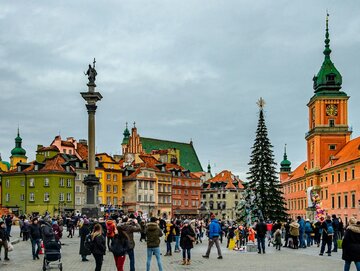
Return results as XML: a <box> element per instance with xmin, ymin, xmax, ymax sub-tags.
<box><xmin>106</xmin><ymin>218</ymin><xmax>117</xmax><ymax>251</ymax></box>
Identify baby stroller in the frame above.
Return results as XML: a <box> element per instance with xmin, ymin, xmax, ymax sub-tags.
<box><xmin>42</xmin><ymin>240</ymin><xmax>62</xmax><ymax>271</ymax></box>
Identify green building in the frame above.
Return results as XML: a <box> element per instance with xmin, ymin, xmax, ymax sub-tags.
<box><xmin>1</xmin><ymin>154</ymin><xmax>76</xmax><ymax>216</ymax></box>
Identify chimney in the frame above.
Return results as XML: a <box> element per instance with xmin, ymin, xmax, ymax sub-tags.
<box><xmin>79</xmin><ymin>139</ymin><xmax>88</xmax><ymax>146</ymax></box>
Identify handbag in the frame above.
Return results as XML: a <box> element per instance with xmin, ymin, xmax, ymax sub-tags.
<box><xmin>7</xmin><ymin>243</ymin><xmax>14</xmax><ymax>252</ymax></box>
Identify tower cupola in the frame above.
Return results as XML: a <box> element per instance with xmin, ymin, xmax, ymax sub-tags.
<box><xmin>280</xmin><ymin>144</ymin><xmax>291</xmax><ymax>172</ymax></box>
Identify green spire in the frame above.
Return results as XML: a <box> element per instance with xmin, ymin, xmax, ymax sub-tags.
<box><xmin>11</xmin><ymin>128</ymin><xmax>26</xmax><ymax>156</ymax></box>
<box><xmin>280</xmin><ymin>144</ymin><xmax>291</xmax><ymax>172</ymax></box>
<box><xmin>122</xmin><ymin>122</ymin><xmax>130</xmax><ymax>145</ymax></box>
<box><xmin>313</xmin><ymin>13</ymin><xmax>343</xmax><ymax>93</ymax></box>
<box><xmin>207</xmin><ymin>161</ymin><xmax>211</xmax><ymax>173</ymax></box>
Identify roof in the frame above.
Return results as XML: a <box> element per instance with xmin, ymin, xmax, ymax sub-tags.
<box><xmin>37</xmin><ymin>146</ymin><xmax>60</xmax><ymax>152</ymax></box>
<box><xmin>322</xmin><ymin>136</ymin><xmax>360</xmax><ymax>170</ymax></box>
<box><xmin>287</xmin><ymin>161</ymin><xmax>307</xmax><ymax>181</ymax></box>
<box><xmin>77</xmin><ymin>143</ymin><xmax>88</xmax><ymax>160</ymax></box>
<box><xmin>140</xmin><ymin>137</ymin><xmax>203</xmax><ymax>172</ymax></box>
<box><xmin>206</xmin><ymin>170</ymin><xmax>244</xmax><ymax>189</ymax></box>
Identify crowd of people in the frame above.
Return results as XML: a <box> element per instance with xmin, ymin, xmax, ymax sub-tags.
<box><xmin>0</xmin><ymin>212</ymin><xmax>360</xmax><ymax>271</ymax></box>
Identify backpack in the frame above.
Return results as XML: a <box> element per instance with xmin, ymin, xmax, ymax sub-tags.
<box><xmin>326</xmin><ymin>221</ymin><xmax>334</xmax><ymax>236</ymax></box>
<box><xmin>84</xmin><ymin>234</ymin><xmax>94</xmax><ymax>252</ymax></box>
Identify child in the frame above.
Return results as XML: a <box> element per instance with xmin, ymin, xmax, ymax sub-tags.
<box><xmin>274</xmin><ymin>229</ymin><xmax>282</xmax><ymax>250</ymax></box>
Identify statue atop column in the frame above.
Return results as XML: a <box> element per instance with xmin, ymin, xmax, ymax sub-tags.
<box><xmin>85</xmin><ymin>58</ymin><xmax>97</xmax><ymax>85</ymax></box>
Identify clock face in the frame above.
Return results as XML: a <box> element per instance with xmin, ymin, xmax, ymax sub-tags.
<box><xmin>326</xmin><ymin>104</ymin><xmax>338</xmax><ymax>116</ymax></box>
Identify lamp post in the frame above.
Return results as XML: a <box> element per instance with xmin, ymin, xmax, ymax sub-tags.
<box><xmin>81</xmin><ymin>59</ymin><xmax>102</xmax><ymax>218</ymax></box>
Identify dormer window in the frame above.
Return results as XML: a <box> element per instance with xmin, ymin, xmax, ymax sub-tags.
<box><xmin>17</xmin><ymin>166</ymin><xmax>21</xmax><ymax>172</ymax></box>
<box><xmin>66</xmin><ymin>166</ymin><xmax>70</xmax><ymax>172</ymax></box>
<box><xmin>125</xmin><ymin>171</ymin><xmax>129</xmax><ymax>177</ymax></box>
<box><xmin>161</xmin><ymin>166</ymin><xmax>165</xmax><ymax>172</ymax></box>
<box><xmin>177</xmin><ymin>171</ymin><xmax>181</xmax><ymax>177</ymax></box>
<box><xmin>35</xmin><ymin>164</ymin><xmax>39</xmax><ymax>171</ymax></box>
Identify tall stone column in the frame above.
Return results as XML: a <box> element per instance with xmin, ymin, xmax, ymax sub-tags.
<box><xmin>81</xmin><ymin>59</ymin><xmax>102</xmax><ymax>218</ymax></box>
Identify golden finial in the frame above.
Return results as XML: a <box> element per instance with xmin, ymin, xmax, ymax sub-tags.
<box><xmin>257</xmin><ymin>97</ymin><xmax>266</xmax><ymax>109</ymax></box>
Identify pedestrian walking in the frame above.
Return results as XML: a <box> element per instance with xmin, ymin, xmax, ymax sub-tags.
<box><xmin>145</xmin><ymin>217</ymin><xmax>163</xmax><ymax>271</ymax></box>
<box><xmin>180</xmin><ymin>220</ymin><xmax>195</xmax><ymax>265</ymax></box>
<box><xmin>106</xmin><ymin>218</ymin><xmax>117</xmax><ymax>251</ymax></box>
<box><xmin>0</xmin><ymin>221</ymin><xmax>10</xmax><ymax>261</ymax></box>
<box><xmin>332</xmin><ymin>214</ymin><xmax>340</xmax><ymax>252</ymax></box>
<box><xmin>289</xmin><ymin>219</ymin><xmax>300</xmax><ymax>249</ymax></box>
<box><xmin>255</xmin><ymin>218</ymin><xmax>267</xmax><ymax>254</ymax></box>
<box><xmin>202</xmin><ymin>213</ymin><xmax>223</xmax><ymax>259</ymax></box>
<box><xmin>164</xmin><ymin>220</ymin><xmax>175</xmax><ymax>256</ymax></box>
<box><xmin>342</xmin><ymin>217</ymin><xmax>360</xmax><ymax>271</ymax></box>
<box><xmin>4</xmin><ymin>215</ymin><xmax>12</xmax><ymax>237</ymax></box>
<box><xmin>91</xmin><ymin>223</ymin><xmax>106</xmax><ymax>271</ymax></box>
<box><xmin>29</xmin><ymin>217</ymin><xmax>42</xmax><ymax>260</ymax></box>
<box><xmin>79</xmin><ymin>219</ymin><xmax>91</xmax><ymax>262</ymax></box>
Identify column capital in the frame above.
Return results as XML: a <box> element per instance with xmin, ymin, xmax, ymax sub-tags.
<box><xmin>86</xmin><ymin>104</ymin><xmax>97</xmax><ymax>114</ymax></box>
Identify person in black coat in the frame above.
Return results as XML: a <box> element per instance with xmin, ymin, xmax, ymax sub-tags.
<box><xmin>79</xmin><ymin>219</ymin><xmax>91</xmax><ymax>262</ymax></box>
<box><xmin>342</xmin><ymin>217</ymin><xmax>360</xmax><ymax>271</ymax></box>
<box><xmin>29</xmin><ymin>218</ymin><xmax>42</xmax><ymax>260</ymax></box>
<box><xmin>0</xmin><ymin>221</ymin><xmax>10</xmax><ymax>261</ymax></box>
<box><xmin>91</xmin><ymin>223</ymin><xmax>106</xmax><ymax>271</ymax></box>
<box><xmin>180</xmin><ymin>220</ymin><xmax>195</xmax><ymax>265</ymax></box>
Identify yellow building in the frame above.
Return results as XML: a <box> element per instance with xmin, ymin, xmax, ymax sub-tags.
<box><xmin>95</xmin><ymin>153</ymin><xmax>123</xmax><ymax>208</ymax></box>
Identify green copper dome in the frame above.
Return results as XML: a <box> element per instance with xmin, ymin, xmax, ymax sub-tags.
<box><xmin>122</xmin><ymin>123</ymin><xmax>130</xmax><ymax>145</ymax></box>
<box><xmin>280</xmin><ymin>145</ymin><xmax>291</xmax><ymax>172</ymax></box>
<box><xmin>313</xmin><ymin>14</ymin><xmax>342</xmax><ymax>93</ymax></box>
<box><xmin>10</xmin><ymin>129</ymin><xmax>26</xmax><ymax>156</ymax></box>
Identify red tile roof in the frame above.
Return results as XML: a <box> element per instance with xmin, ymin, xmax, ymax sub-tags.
<box><xmin>37</xmin><ymin>146</ymin><xmax>59</xmax><ymax>152</ymax></box>
<box><xmin>288</xmin><ymin>161</ymin><xmax>307</xmax><ymax>181</ymax></box>
<box><xmin>322</xmin><ymin>136</ymin><xmax>360</xmax><ymax>170</ymax></box>
<box><xmin>77</xmin><ymin>143</ymin><xmax>88</xmax><ymax>160</ymax></box>
<box><xmin>207</xmin><ymin>170</ymin><xmax>244</xmax><ymax>189</ymax></box>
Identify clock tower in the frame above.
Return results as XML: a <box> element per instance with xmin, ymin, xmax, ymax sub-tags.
<box><xmin>306</xmin><ymin>14</ymin><xmax>352</xmax><ymax>172</ymax></box>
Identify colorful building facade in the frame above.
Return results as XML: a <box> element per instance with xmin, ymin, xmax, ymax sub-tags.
<box><xmin>280</xmin><ymin>17</ymin><xmax>360</xmax><ymax>223</ymax></box>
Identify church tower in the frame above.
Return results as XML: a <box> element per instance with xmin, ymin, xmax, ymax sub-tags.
<box><xmin>306</xmin><ymin>14</ymin><xmax>352</xmax><ymax>172</ymax></box>
<box><xmin>10</xmin><ymin>128</ymin><xmax>27</xmax><ymax>169</ymax></box>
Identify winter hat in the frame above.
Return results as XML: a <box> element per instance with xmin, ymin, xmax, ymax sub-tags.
<box><xmin>184</xmin><ymin>219</ymin><xmax>191</xmax><ymax>225</ymax></box>
<box><xmin>349</xmin><ymin>217</ymin><xmax>357</xmax><ymax>225</ymax></box>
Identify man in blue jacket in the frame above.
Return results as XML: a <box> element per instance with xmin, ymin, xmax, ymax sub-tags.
<box><xmin>297</xmin><ymin>216</ymin><xmax>306</xmax><ymax>248</ymax></box>
<box><xmin>202</xmin><ymin>214</ymin><xmax>223</xmax><ymax>259</ymax></box>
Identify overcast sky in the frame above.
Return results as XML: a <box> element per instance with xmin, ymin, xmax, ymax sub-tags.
<box><xmin>1</xmin><ymin>1</ymin><xmax>360</xmax><ymax>180</ymax></box>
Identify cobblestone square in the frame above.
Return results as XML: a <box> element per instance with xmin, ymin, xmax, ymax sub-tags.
<box><xmin>0</xmin><ymin>228</ymin><xmax>353</xmax><ymax>271</ymax></box>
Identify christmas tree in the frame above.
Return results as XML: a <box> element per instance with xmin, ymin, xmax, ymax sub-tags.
<box><xmin>243</xmin><ymin>98</ymin><xmax>288</xmax><ymax>222</ymax></box>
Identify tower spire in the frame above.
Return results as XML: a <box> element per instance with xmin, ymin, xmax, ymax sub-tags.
<box><xmin>324</xmin><ymin>12</ymin><xmax>331</xmax><ymax>59</ymax></box>
<box><xmin>283</xmin><ymin>144</ymin><xmax>288</xmax><ymax>160</ymax></box>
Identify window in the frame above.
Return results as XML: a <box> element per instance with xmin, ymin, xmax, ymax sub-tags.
<box><xmin>331</xmin><ymin>196</ymin><xmax>335</xmax><ymax>209</ymax></box>
<box><xmin>66</xmin><ymin>192</ymin><xmax>72</xmax><ymax>202</ymax></box>
<box><xmin>351</xmin><ymin>193</ymin><xmax>356</xmax><ymax>208</ymax></box>
<box><xmin>352</xmin><ymin>169</ymin><xmax>355</xmax><ymax>179</ymax></box>
<box><xmin>173</xmin><ymin>200</ymin><xmax>177</xmax><ymax>206</ymax></box>
<box><xmin>222</xmin><ymin>194</ymin><xmax>226</xmax><ymax>199</ymax></box>
<box><xmin>106</xmin><ymin>196</ymin><xmax>111</xmax><ymax>205</ymax></box>
<box><xmin>210</xmin><ymin>194</ymin><xmax>213</xmax><ymax>199</ymax></box>
<box><xmin>113</xmin><ymin>197</ymin><xmax>118</xmax><ymax>205</ymax></box>
<box><xmin>113</xmin><ymin>185</ymin><xmax>118</xmax><ymax>193</ymax></box>
<box><xmin>98</xmin><ymin>172</ymin><xmax>103</xmax><ymax>180</ymax></box>
<box><xmin>44</xmin><ymin>192</ymin><xmax>50</xmax><ymax>202</ymax></box>
<box><xmin>98</xmin><ymin>184</ymin><xmax>102</xmax><ymax>191</ymax></box>
<box><xmin>331</xmin><ymin>174</ymin><xmax>334</xmax><ymax>184</ymax></box>
<box><xmin>329</xmin><ymin>144</ymin><xmax>336</xmax><ymax>150</ymax></box>
<box><xmin>150</xmin><ymin>195</ymin><xmax>154</xmax><ymax>202</ymax></box>
<box><xmin>20</xmin><ymin>194</ymin><xmax>24</xmax><ymax>201</ymax></box>
<box><xmin>75</xmin><ymin>186</ymin><xmax>81</xmax><ymax>193</ymax></box>
<box><xmin>344</xmin><ymin>171</ymin><xmax>348</xmax><ymax>181</ymax></box>
<box><xmin>344</xmin><ymin>194</ymin><xmax>348</xmax><ymax>208</ymax></box>
<box><xmin>150</xmin><ymin>182</ymin><xmax>154</xmax><ymax>190</ymax></box>
<box><xmin>138</xmin><ymin>195</ymin><xmax>142</xmax><ymax>202</ymax></box>
<box><xmin>59</xmin><ymin>193</ymin><xmax>64</xmax><ymax>202</ymax></box>
<box><xmin>29</xmin><ymin>178</ymin><xmax>35</xmax><ymax>187</ymax></box>
<box><xmin>29</xmin><ymin>192</ymin><xmax>35</xmax><ymax>202</ymax></box>
<box><xmin>76</xmin><ymin>197</ymin><xmax>81</xmax><ymax>205</ymax></box>
<box><xmin>144</xmin><ymin>195</ymin><xmax>148</xmax><ymax>202</ymax></box>
<box><xmin>43</xmin><ymin>178</ymin><xmax>49</xmax><ymax>187</ymax></box>
<box><xmin>217</xmin><ymin>194</ymin><xmax>221</xmax><ymax>199</ymax></box>
<box><xmin>113</xmin><ymin>174</ymin><xmax>117</xmax><ymax>181</ymax></box>
<box><xmin>21</xmin><ymin>180</ymin><xmax>25</xmax><ymax>187</ymax></box>
<box><xmin>329</xmin><ymin>119</ymin><xmax>335</xmax><ymax>127</ymax></box>
<box><xmin>138</xmin><ymin>181</ymin><xmax>142</xmax><ymax>189</ymax></box>
<box><xmin>106</xmin><ymin>174</ymin><xmax>111</xmax><ymax>181</ymax></box>
<box><xmin>67</xmin><ymin>179</ymin><xmax>72</xmax><ymax>187</ymax></box>
<box><xmin>337</xmin><ymin>173</ymin><xmax>341</xmax><ymax>183</ymax></box>
<box><xmin>325</xmin><ymin>189</ymin><xmax>328</xmax><ymax>199</ymax></box>
<box><xmin>185</xmin><ymin>200</ymin><xmax>189</xmax><ymax>206</ymax></box>
<box><xmin>5</xmin><ymin>193</ymin><xmax>10</xmax><ymax>202</ymax></box>
<box><xmin>338</xmin><ymin>195</ymin><xmax>341</xmax><ymax>208</ymax></box>
<box><xmin>184</xmin><ymin>190</ymin><xmax>188</xmax><ymax>195</ymax></box>
<box><xmin>144</xmin><ymin>182</ymin><xmax>148</xmax><ymax>189</ymax></box>
<box><xmin>106</xmin><ymin>185</ymin><xmax>111</xmax><ymax>193</ymax></box>
<box><xmin>59</xmin><ymin>178</ymin><xmax>65</xmax><ymax>187</ymax></box>
<box><xmin>5</xmin><ymin>179</ymin><xmax>10</xmax><ymax>188</ymax></box>
<box><xmin>192</xmin><ymin>200</ymin><xmax>196</xmax><ymax>207</ymax></box>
